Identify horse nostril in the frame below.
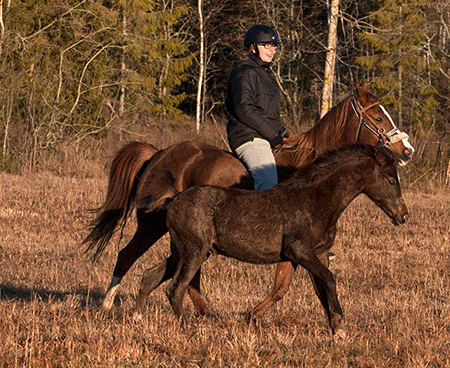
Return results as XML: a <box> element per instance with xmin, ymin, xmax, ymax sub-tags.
<box><xmin>403</xmin><ymin>149</ymin><xmax>411</xmax><ymax>158</ymax></box>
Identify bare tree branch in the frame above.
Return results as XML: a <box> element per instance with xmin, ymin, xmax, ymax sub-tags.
<box><xmin>68</xmin><ymin>44</ymin><xmax>120</xmax><ymax>117</ymax></box>
<box><xmin>20</xmin><ymin>0</ymin><xmax>87</xmax><ymax>42</ymax></box>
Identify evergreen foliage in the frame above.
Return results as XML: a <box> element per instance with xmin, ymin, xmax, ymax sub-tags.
<box><xmin>0</xmin><ymin>0</ymin><xmax>192</xmax><ymax>170</ymax></box>
<box><xmin>0</xmin><ymin>0</ymin><xmax>449</xmax><ymax>180</ymax></box>
<box><xmin>356</xmin><ymin>0</ymin><xmax>439</xmax><ymax>136</ymax></box>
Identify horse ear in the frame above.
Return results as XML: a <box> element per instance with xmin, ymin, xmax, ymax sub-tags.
<box><xmin>355</xmin><ymin>81</ymin><xmax>370</xmax><ymax>105</ymax></box>
<box><xmin>373</xmin><ymin>146</ymin><xmax>394</xmax><ymax>167</ymax></box>
<box><xmin>361</xmin><ymin>81</ymin><xmax>369</xmax><ymax>92</ymax></box>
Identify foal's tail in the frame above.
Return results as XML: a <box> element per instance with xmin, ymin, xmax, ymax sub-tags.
<box><xmin>83</xmin><ymin>141</ymin><xmax>158</xmax><ymax>261</ymax></box>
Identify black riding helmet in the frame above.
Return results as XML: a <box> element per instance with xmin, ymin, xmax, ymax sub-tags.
<box><xmin>244</xmin><ymin>24</ymin><xmax>281</xmax><ymax>51</ymax></box>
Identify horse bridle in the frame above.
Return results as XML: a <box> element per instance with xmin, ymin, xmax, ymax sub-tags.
<box><xmin>351</xmin><ymin>98</ymin><xmax>409</xmax><ymax>147</ymax></box>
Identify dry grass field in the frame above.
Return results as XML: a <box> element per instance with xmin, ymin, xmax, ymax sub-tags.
<box><xmin>1</xmin><ymin>169</ymin><xmax>449</xmax><ymax>367</ymax></box>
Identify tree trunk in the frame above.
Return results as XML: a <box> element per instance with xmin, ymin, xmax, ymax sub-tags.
<box><xmin>398</xmin><ymin>4</ymin><xmax>403</xmax><ymax>127</ymax></box>
<box><xmin>2</xmin><ymin>94</ymin><xmax>13</xmax><ymax>157</ymax></box>
<box><xmin>447</xmin><ymin>157</ymin><xmax>450</xmax><ymax>186</ymax></box>
<box><xmin>119</xmin><ymin>8</ymin><xmax>127</xmax><ymax>116</ymax></box>
<box><xmin>320</xmin><ymin>0</ymin><xmax>339</xmax><ymax>118</ymax></box>
<box><xmin>0</xmin><ymin>0</ymin><xmax>4</xmax><ymax>57</ymax></box>
<box><xmin>196</xmin><ymin>0</ymin><xmax>204</xmax><ymax>134</ymax></box>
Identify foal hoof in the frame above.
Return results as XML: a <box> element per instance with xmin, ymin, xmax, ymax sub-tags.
<box><xmin>132</xmin><ymin>311</ymin><xmax>144</xmax><ymax>322</ymax></box>
<box><xmin>333</xmin><ymin>328</ymin><xmax>347</xmax><ymax>340</ymax></box>
<box><xmin>244</xmin><ymin>311</ymin><xmax>258</xmax><ymax>324</ymax></box>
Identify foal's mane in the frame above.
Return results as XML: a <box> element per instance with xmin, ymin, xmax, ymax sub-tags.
<box><xmin>283</xmin><ymin>144</ymin><xmax>387</xmax><ymax>186</ymax></box>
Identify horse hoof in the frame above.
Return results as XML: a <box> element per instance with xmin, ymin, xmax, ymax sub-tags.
<box><xmin>101</xmin><ymin>280</ymin><xmax>121</xmax><ymax>311</ymax></box>
<box><xmin>101</xmin><ymin>296</ymin><xmax>114</xmax><ymax>312</ymax></box>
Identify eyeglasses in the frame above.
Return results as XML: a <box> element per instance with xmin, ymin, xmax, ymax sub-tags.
<box><xmin>258</xmin><ymin>43</ymin><xmax>278</xmax><ymax>50</ymax></box>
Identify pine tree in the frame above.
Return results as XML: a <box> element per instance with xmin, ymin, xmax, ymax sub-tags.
<box><xmin>113</xmin><ymin>0</ymin><xmax>193</xmax><ymax>119</ymax></box>
<box><xmin>356</xmin><ymin>0</ymin><xmax>438</xmax><ymax>137</ymax></box>
<box><xmin>0</xmin><ymin>0</ymin><xmax>193</xmax><ymax>169</ymax></box>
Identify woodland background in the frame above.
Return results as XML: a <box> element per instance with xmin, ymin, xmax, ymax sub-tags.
<box><xmin>1</xmin><ymin>0</ymin><xmax>450</xmax><ymax>184</ymax></box>
<box><xmin>1</xmin><ymin>1</ymin><xmax>450</xmax><ymax>367</ymax></box>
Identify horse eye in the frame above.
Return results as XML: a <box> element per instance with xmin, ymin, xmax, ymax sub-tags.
<box><xmin>376</xmin><ymin>118</ymin><xmax>383</xmax><ymax>122</ymax></box>
<box><xmin>389</xmin><ymin>179</ymin><xmax>396</xmax><ymax>185</ymax></box>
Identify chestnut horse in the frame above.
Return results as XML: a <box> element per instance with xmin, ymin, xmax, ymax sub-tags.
<box><xmin>84</xmin><ymin>82</ymin><xmax>414</xmax><ymax>312</ymax></box>
<box><xmin>134</xmin><ymin>144</ymin><xmax>408</xmax><ymax>338</ymax></box>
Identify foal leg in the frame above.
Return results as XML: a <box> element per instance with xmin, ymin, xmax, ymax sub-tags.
<box><xmin>133</xmin><ymin>255</ymin><xmax>208</xmax><ymax>319</ymax></box>
<box><xmin>187</xmin><ymin>267</ymin><xmax>209</xmax><ymax>316</ymax></box>
<box><xmin>166</xmin><ymin>239</ymin><xmax>210</xmax><ymax>317</ymax></box>
<box><xmin>166</xmin><ymin>257</ymin><xmax>207</xmax><ymax>317</ymax></box>
<box><xmin>102</xmin><ymin>210</ymin><xmax>167</xmax><ymax>311</ymax></box>
<box><xmin>133</xmin><ymin>254</ymin><xmax>178</xmax><ymax>319</ymax></box>
<box><xmin>306</xmin><ymin>232</ymin><xmax>345</xmax><ymax>336</ymax></box>
<box><xmin>307</xmin><ymin>252</ymin><xmax>346</xmax><ymax>338</ymax></box>
<box><xmin>285</xmin><ymin>241</ymin><xmax>345</xmax><ymax>338</ymax></box>
<box><xmin>251</xmin><ymin>261</ymin><xmax>296</xmax><ymax>316</ymax></box>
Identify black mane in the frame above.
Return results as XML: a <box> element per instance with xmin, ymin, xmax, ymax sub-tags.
<box><xmin>283</xmin><ymin>144</ymin><xmax>395</xmax><ymax>185</ymax></box>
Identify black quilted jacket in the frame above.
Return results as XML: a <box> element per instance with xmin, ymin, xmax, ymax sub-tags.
<box><xmin>225</xmin><ymin>53</ymin><xmax>288</xmax><ymax>152</ymax></box>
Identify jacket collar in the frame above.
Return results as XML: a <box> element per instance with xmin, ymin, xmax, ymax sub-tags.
<box><xmin>248</xmin><ymin>52</ymin><xmax>272</xmax><ymax>68</ymax></box>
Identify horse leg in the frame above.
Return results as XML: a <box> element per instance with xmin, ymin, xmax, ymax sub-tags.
<box><xmin>251</xmin><ymin>261</ymin><xmax>296</xmax><ymax>316</ymax></box>
<box><xmin>102</xmin><ymin>210</ymin><xmax>167</xmax><ymax>311</ymax></box>
<box><xmin>284</xmin><ymin>241</ymin><xmax>345</xmax><ymax>338</ymax></box>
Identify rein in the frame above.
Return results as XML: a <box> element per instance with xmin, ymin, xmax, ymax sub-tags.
<box><xmin>351</xmin><ymin>99</ymin><xmax>408</xmax><ymax>147</ymax></box>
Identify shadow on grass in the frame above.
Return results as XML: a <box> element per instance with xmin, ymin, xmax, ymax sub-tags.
<box><xmin>0</xmin><ymin>282</ymin><xmax>108</xmax><ymax>307</ymax></box>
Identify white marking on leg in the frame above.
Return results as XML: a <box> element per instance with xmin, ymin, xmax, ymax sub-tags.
<box><xmin>101</xmin><ymin>276</ymin><xmax>122</xmax><ymax>311</ymax></box>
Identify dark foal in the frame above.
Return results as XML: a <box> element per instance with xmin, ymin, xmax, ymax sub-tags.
<box><xmin>133</xmin><ymin>144</ymin><xmax>408</xmax><ymax>338</ymax></box>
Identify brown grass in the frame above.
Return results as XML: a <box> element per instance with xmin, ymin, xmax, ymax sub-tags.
<box><xmin>1</xmin><ymin>170</ymin><xmax>449</xmax><ymax>368</ymax></box>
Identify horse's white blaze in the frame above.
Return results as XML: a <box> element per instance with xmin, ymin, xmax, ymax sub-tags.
<box><xmin>379</xmin><ymin>105</ymin><xmax>396</xmax><ymax>128</ymax></box>
<box><xmin>380</xmin><ymin>104</ymin><xmax>415</xmax><ymax>163</ymax></box>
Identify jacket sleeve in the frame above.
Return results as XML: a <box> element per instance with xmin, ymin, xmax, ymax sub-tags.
<box><xmin>229</xmin><ymin>68</ymin><xmax>281</xmax><ymax>142</ymax></box>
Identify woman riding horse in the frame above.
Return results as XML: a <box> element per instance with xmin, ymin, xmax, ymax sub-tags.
<box><xmin>83</xmin><ymin>82</ymin><xmax>414</xmax><ymax>314</ymax></box>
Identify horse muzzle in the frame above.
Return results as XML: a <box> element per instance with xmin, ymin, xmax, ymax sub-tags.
<box><xmin>397</xmin><ymin>134</ymin><xmax>415</xmax><ymax>166</ymax></box>
<box><xmin>391</xmin><ymin>199</ymin><xmax>409</xmax><ymax>226</ymax></box>
<box><xmin>402</xmin><ymin>147</ymin><xmax>414</xmax><ymax>161</ymax></box>
<box><xmin>386</xmin><ymin>131</ymin><xmax>414</xmax><ymax>167</ymax></box>
<box><xmin>392</xmin><ymin>211</ymin><xmax>408</xmax><ymax>226</ymax></box>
